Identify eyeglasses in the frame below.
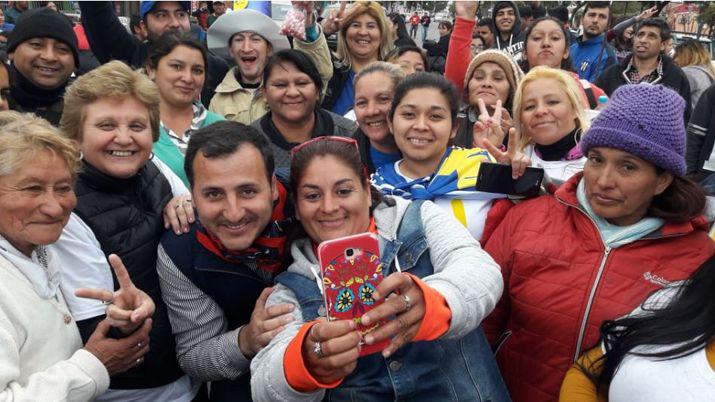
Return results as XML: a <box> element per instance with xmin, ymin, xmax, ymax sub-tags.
<box><xmin>290</xmin><ymin>136</ymin><xmax>359</xmax><ymax>156</ymax></box>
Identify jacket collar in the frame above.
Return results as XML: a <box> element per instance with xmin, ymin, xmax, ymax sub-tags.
<box><xmin>214</xmin><ymin>66</ymin><xmax>262</xmax><ymax>93</ymax></box>
<box><xmin>78</xmin><ymin>159</ymin><xmax>146</xmax><ymax>193</ymax></box>
<box><xmin>554</xmin><ymin>172</ymin><xmax>708</xmax><ymax>238</ymax></box>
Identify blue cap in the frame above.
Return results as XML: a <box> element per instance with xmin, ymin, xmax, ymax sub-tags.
<box><xmin>139</xmin><ymin>1</ymin><xmax>191</xmax><ymax>20</ymax></box>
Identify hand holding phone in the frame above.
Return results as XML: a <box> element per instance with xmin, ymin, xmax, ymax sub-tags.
<box><xmin>318</xmin><ymin>232</ymin><xmax>389</xmax><ymax>356</ymax></box>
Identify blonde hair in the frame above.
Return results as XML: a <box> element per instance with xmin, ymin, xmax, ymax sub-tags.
<box><xmin>513</xmin><ymin>66</ymin><xmax>590</xmax><ymax>149</ymax></box>
<box><xmin>336</xmin><ymin>1</ymin><xmax>392</xmax><ymax>69</ymax></box>
<box><xmin>61</xmin><ymin>60</ymin><xmax>160</xmax><ymax>142</ymax></box>
<box><xmin>0</xmin><ymin>112</ymin><xmax>80</xmax><ymax>177</ymax></box>
<box><xmin>673</xmin><ymin>40</ymin><xmax>715</xmax><ymax>77</ymax></box>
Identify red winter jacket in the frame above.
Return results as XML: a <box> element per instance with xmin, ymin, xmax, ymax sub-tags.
<box><xmin>483</xmin><ymin>173</ymin><xmax>715</xmax><ymax>402</ymax></box>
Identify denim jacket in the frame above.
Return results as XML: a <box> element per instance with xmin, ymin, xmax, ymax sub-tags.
<box><xmin>251</xmin><ymin>197</ymin><xmax>508</xmax><ymax>402</ymax></box>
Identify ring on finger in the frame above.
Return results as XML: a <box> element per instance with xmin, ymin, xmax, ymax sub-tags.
<box><xmin>136</xmin><ymin>341</ymin><xmax>142</xmax><ymax>348</ymax></box>
<box><xmin>313</xmin><ymin>341</ymin><xmax>324</xmax><ymax>358</ymax></box>
<box><xmin>402</xmin><ymin>294</ymin><xmax>412</xmax><ymax>312</ymax></box>
<box><xmin>135</xmin><ymin>358</ymin><xmax>142</xmax><ymax>366</ymax></box>
<box><xmin>102</xmin><ymin>297</ymin><xmax>114</xmax><ymax>306</ymax></box>
<box><xmin>174</xmin><ymin>203</ymin><xmax>183</xmax><ymax>210</ymax></box>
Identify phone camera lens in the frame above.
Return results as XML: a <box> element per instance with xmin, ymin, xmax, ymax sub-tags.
<box><xmin>346</xmin><ymin>249</ymin><xmax>355</xmax><ymax>257</ymax></box>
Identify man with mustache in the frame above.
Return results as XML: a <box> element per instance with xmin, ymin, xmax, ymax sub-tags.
<box><xmin>79</xmin><ymin>1</ymin><xmax>228</xmax><ymax>106</ymax></box>
<box><xmin>157</xmin><ymin>121</ymin><xmax>296</xmax><ymax>401</ymax></box>
<box><xmin>6</xmin><ymin>7</ymin><xmax>77</xmax><ymax>125</ymax></box>
<box><xmin>569</xmin><ymin>1</ymin><xmax>617</xmax><ymax>82</ymax></box>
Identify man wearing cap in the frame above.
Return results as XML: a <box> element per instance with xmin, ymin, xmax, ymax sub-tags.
<box><xmin>6</xmin><ymin>7</ymin><xmax>77</xmax><ymax>125</ymax></box>
<box><xmin>79</xmin><ymin>1</ymin><xmax>228</xmax><ymax>107</ymax></box>
<box><xmin>207</xmin><ymin>4</ymin><xmax>332</xmax><ymax>125</ymax></box>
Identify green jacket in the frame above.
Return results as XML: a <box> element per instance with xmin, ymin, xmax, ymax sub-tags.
<box><xmin>153</xmin><ymin>111</ymin><xmax>225</xmax><ymax>187</ymax></box>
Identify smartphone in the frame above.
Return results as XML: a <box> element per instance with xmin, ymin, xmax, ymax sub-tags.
<box><xmin>475</xmin><ymin>162</ymin><xmax>545</xmax><ymax>197</ymax></box>
<box><xmin>317</xmin><ymin>232</ymin><xmax>388</xmax><ymax>356</ymax></box>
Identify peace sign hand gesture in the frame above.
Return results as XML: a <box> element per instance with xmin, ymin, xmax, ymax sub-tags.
<box><xmin>75</xmin><ymin>254</ymin><xmax>155</xmax><ymax>335</ymax></box>
<box><xmin>479</xmin><ymin>125</ymin><xmax>532</xmax><ymax>180</ymax></box>
<box><xmin>472</xmin><ymin>99</ymin><xmax>512</xmax><ymax>149</ymax></box>
<box><xmin>321</xmin><ymin>2</ymin><xmax>347</xmax><ymax>36</ymax></box>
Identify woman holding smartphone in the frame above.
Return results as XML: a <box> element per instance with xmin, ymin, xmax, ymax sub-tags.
<box><xmin>250</xmin><ymin>137</ymin><xmax>509</xmax><ymax>402</ymax></box>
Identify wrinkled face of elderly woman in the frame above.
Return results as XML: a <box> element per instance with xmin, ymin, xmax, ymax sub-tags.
<box><xmin>79</xmin><ymin>96</ymin><xmax>154</xmax><ymax>179</ymax></box>
<box><xmin>0</xmin><ymin>149</ymin><xmax>76</xmax><ymax>256</ymax></box>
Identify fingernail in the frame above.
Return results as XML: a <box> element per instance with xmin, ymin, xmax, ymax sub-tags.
<box><xmin>365</xmin><ymin>335</ymin><xmax>373</xmax><ymax>345</ymax></box>
<box><xmin>176</xmin><ymin>230</ymin><xmax>181</xmax><ymax>235</ymax></box>
<box><xmin>348</xmin><ymin>319</ymin><xmax>356</xmax><ymax>329</ymax></box>
<box><xmin>382</xmin><ymin>349</ymin><xmax>391</xmax><ymax>358</ymax></box>
<box><xmin>361</xmin><ymin>315</ymin><xmax>370</xmax><ymax>325</ymax></box>
<box><xmin>183</xmin><ymin>226</ymin><xmax>189</xmax><ymax>233</ymax></box>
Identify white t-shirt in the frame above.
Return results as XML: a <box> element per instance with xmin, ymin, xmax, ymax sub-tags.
<box><xmin>607</xmin><ymin>287</ymin><xmax>715</xmax><ymax>401</ymax></box>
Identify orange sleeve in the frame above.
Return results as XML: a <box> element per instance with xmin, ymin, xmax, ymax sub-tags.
<box><xmin>283</xmin><ymin>322</ymin><xmax>343</xmax><ymax>393</ymax></box>
<box><xmin>409</xmin><ymin>274</ymin><xmax>452</xmax><ymax>342</ymax></box>
<box><xmin>559</xmin><ymin>346</ymin><xmax>606</xmax><ymax>402</ymax></box>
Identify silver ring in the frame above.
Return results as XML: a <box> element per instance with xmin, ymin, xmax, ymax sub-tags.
<box><xmin>102</xmin><ymin>298</ymin><xmax>114</xmax><ymax>306</ymax></box>
<box><xmin>135</xmin><ymin>358</ymin><xmax>142</xmax><ymax>366</ymax></box>
<box><xmin>313</xmin><ymin>341</ymin><xmax>324</xmax><ymax>358</ymax></box>
<box><xmin>403</xmin><ymin>294</ymin><xmax>411</xmax><ymax>312</ymax></box>
<box><xmin>136</xmin><ymin>342</ymin><xmax>142</xmax><ymax>348</ymax></box>
<box><xmin>174</xmin><ymin>203</ymin><xmax>183</xmax><ymax>210</ymax></box>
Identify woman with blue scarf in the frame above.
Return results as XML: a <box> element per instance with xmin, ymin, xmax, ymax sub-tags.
<box><xmin>371</xmin><ymin>72</ymin><xmax>529</xmax><ymax>240</ymax></box>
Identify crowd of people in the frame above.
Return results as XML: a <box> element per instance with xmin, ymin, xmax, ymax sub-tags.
<box><xmin>1</xmin><ymin>1</ymin><xmax>714</xmax><ymax>402</ymax></box>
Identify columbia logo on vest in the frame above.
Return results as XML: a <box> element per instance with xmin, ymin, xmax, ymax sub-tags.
<box><xmin>643</xmin><ymin>271</ymin><xmax>671</xmax><ymax>287</ymax></box>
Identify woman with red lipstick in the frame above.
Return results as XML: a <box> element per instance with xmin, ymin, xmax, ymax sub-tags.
<box><xmin>146</xmin><ymin>31</ymin><xmax>224</xmax><ymax>187</ymax></box>
<box><xmin>521</xmin><ymin>17</ymin><xmax>607</xmax><ymax>110</ymax></box>
<box><xmin>482</xmin><ymin>84</ymin><xmax>715</xmax><ymax>402</ymax></box>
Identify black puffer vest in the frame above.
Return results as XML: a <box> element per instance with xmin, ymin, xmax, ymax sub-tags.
<box><xmin>73</xmin><ymin>160</ymin><xmax>184</xmax><ymax>389</ymax></box>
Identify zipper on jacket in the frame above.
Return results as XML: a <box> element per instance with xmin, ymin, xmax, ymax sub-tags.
<box><xmin>573</xmin><ymin>246</ymin><xmax>611</xmax><ymax>362</ymax></box>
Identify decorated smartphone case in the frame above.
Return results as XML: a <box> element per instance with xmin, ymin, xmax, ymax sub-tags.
<box><xmin>317</xmin><ymin>232</ymin><xmax>388</xmax><ymax>356</ymax></box>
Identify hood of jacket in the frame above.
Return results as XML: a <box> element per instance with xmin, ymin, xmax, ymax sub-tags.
<box><xmin>491</xmin><ymin>1</ymin><xmax>522</xmax><ymax>41</ymax></box>
<box><xmin>287</xmin><ymin>196</ymin><xmax>411</xmax><ymax>279</ymax></box>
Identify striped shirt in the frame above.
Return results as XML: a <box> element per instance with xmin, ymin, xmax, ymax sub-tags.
<box><xmin>156</xmin><ymin>244</ymin><xmax>251</xmax><ymax>381</ymax></box>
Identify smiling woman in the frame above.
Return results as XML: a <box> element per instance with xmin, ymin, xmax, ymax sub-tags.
<box><xmin>145</xmin><ymin>31</ymin><xmax>225</xmax><ymax>186</ymax></box>
<box><xmin>250</xmin><ymin>49</ymin><xmax>355</xmax><ymax>172</ymax></box>
<box><xmin>54</xmin><ymin>60</ymin><xmax>195</xmax><ymax>402</ymax></box>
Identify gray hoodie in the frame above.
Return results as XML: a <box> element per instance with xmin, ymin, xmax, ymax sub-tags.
<box><xmin>250</xmin><ymin>197</ymin><xmax>503</xmax><ymax>401</ymax></box>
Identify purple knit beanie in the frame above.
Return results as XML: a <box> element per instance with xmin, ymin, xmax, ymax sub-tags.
<box><xmin>580</xmin><ymin>84</ymin><xmax>686</xmax><ymax>176</ymax></box>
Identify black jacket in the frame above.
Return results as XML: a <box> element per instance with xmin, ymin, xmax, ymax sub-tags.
<box><xmin>79</xmin><ymin>1</ymin><xmax>228</xmax><ymax>107</ymax></box>
<box><xmin>73</xmin><ymin>161</ymin><xmax>182</xmax><ymax>389</ymax></box>
<box><xmin>596</xmin><ymin>54</ymin><xmax>692</xmax><ymax>123</ymax></box>
<box><xmin>686</xmin><ymin>83</ymin><xmax>715</xmax><ymax>174</ymax></box>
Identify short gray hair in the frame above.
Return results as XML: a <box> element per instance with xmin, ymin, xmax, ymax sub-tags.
<box><xmin>0</xmin><ymin>112</ymin><xmax>80</xmax><ymax>177</ymax></box>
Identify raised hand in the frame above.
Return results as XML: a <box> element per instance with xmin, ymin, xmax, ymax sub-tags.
<box><xmin>85</xmin><ymin>318</ymin><xmax>152</xmax><ymax>375</ymax></box>
<box><xmin>292</xmin><ymin>1</ymin><xmax>315</xmax><ymax>27</ymax></box>
<box><xmin>238</xmin><ymin>287</ymin><xmax>295</xmax><ymax>358</ymax></box>
<box><xmin>360</xmin><ymin>272</ymin><xmax>426</xmax><ymax>358</ymax></box>
<box><xmin>480</xmin><ymin>125</ymin><xmax>531</xmax><ymax>179</ymax></box>
<box><xmin>455</xmin><ymin>1</ymin><xmax>478</xmax><ymax>20</ymax></box>
<box><xmin>472</xmin><ymin>98</ymin><xmax>509</xmax><ymax>148</ymax></box>
<box><xmin>302</xmin><ymin>318</ymin><xmax>361</xmax><ymax>384</ymax></box>
<box><xmin>75</xmin><ymin>254</ymin><xmax>155</xmax><ymax>335</ymax></box>
<box><xmin>321</xmin><ymin>2</ymin><xmax>347</xmax><ymax>36</ymax></box>
<box><xmin>637</xmin><ymin>5</ymin><xmax>659</xmax><ymax>21</ymax></box>
<box><xmin>163</xmin><ymin>194</ymin><xmax>195</xmax><ymax>234</ymax></box>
